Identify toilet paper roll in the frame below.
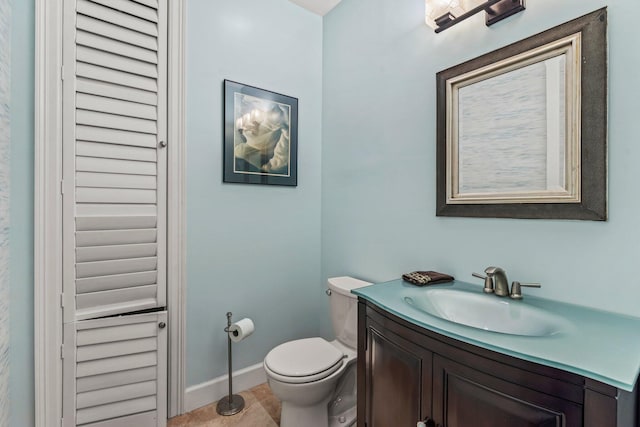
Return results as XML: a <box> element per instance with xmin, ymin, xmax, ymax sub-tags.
<box><xmin>228</xmin><ymin>318</ymin><xmax>255</xmax><ymax>343</ymax></box>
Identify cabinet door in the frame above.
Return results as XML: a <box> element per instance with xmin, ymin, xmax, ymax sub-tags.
<box><xmin>63</xmin><ymin>311</ymin><xmax>167</xmax><ymax>427</ymax></box>
<box><xmin>365</xmin><ymin>324</ymin><xmax>432</xmax><ymax>427</ymax></box>
<box><xmin>62</xmin><ymin>0</ymin><xmax>168</xmax><ymax>323</ymax></box>
<box><xmin>433</xmin><ymin>355</ymin><xmax>582</xmax><ymax>427</ymax></box>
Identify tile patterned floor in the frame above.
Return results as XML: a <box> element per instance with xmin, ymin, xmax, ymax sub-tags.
<box><xmin>168</xmin><ymin>383</ymin><xmax>281</xmax><ymax>427</ymax></box>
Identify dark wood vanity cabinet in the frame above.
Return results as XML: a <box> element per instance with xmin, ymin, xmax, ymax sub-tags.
<box><xmin>357</xmin><ymin>300</ymin><xmax>638</xmax><ymax>427</ymax></box>
<box><xmin>431</xmin><ymin>354</ymin><xmax>582</xmax><ymax>427</ymax></box>
<box><xmin>364</xmin><ymin>321</ymin><xmax>432</xmax><ymax>426</ymax></box>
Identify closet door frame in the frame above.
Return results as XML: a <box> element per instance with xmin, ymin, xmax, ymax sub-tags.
<box><xmin>34</xmin><ymin>0</ymin><xmax>187</xmax><ymax>425</ymax></box>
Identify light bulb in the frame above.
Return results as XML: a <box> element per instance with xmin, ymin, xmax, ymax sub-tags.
<box><xmin>425</xmin><ymin>0</ymin><xmax>481</xmax><ymax>29</ymax></box>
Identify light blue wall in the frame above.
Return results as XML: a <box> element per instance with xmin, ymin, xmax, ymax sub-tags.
<box><xmin>322</xmin><ymin>0</ymin><xmax>640</xmax><ymax>319</ymax></box>
<box><xmin>8</xmin><ymin>0</ymin><xmax>640</xmax><ymax>422</ymax></box>
<box><xmin>0</xmin><ymin>0</ymin><xmax>11</xmax><ymax>425</ymax></box>
<box><xmin>9</xmin><ymin>0</ymin><xmax>34</xmax><ymax>425</ymax></box>
<box><xmin>186</xmin><ymin>0</ymin><xmax>323</xmax><ymax>385</ymax></box>
<box><xmin>4</xmin><ymin>0</ymin><xmax>323</xmax><ymax>419</ymax></box>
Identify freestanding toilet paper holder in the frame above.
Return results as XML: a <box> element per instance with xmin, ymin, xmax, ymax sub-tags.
<box><xmin>216</xmin><ymin>312</ymin><xmax>245</xmax><ymax>416</ymax></box>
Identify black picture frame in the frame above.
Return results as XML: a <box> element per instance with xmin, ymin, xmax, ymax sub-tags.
<box><xmin>223</xmin><ymin>80</ymin><xmax>298</xmax><ymax>186</ymax></box>
<box><xmin>436</xmin><ymin>8</ymin><xmax>607</xmax><ymax>220</ymax></box>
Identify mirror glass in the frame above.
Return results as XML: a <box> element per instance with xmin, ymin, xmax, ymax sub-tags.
<box><xmin>446</xmin><ymin>35</ymin><xmax>581</xmax><ymax>205</ymax></box>
<box><xmin>457</xmin><ymin>55</ymin><xmax>567</xmax><ymax>195</ymax></box>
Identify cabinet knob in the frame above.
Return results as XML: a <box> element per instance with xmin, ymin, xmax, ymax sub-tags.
<box><xmin>159</xmin><ymin>322</ymin><xmax>166</xmax><ymax>329</ymax></box>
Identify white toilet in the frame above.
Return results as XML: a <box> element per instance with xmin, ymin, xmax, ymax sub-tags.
<box><xmin>264</xmin><ymin>276</ymin><xmax>371</xmax><ymax>427</ymax></box>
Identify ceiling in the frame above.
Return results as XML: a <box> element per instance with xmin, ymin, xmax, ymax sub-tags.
<box><xmin>288</xmin><ymin>0</ymin><xmax>343</xmax><ymax>16</ymax></box>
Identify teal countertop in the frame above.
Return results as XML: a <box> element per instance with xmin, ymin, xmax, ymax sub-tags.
<box><xmin>353</xmin><ymin>279</ymin><xmax>640</xmax><ymax>392</ymax></box>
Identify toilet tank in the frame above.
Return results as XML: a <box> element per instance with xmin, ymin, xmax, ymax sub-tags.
<box><xmin>328</xmin><ymin>276</ymin><xmax>372</xmax><ymax>349</ymax></box>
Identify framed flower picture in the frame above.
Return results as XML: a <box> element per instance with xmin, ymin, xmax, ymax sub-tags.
<box><xmin>223</xmin><ymin>80</ymin><xmax>298</xmax><ymax>186</ymax></box>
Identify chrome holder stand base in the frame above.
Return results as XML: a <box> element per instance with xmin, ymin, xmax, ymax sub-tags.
<box><xmin>216</xmin><ymin>394</ymin><xmax>245</xmax><ymax>416</ymax></box>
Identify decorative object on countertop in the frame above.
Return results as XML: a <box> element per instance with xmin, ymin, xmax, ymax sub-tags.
<box><xmin>223</xmin><ymin>80</ymin><xmax>298</xmax><ymax>186</ymax></box>
<box><xmin>436</xmin><ymin>8</ymin><xmax>607</xmax><ymax>220</ymax></box>
<box><xmin>402</xmin><ymin>271</ymin><xmax>454</xmax><ymax>286</ymax></box>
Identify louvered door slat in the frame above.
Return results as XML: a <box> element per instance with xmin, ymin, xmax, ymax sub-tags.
<box><xmin>77</xmin><ymin>0</ymin><xmax>158</xmax><ymax>36</ymax></box>
<box><xmin>77</xmin><ymin>31</ymin><xmax>158</xmax><ymax>64</ymax></box>
<box><xmin>77</xmin><ymin>320</ymin><xmax>158</xmax><ymax>346</ymax></box>
<box><xmin>77</xmin><ymin>172</ymin><xmax>157</xmax><ymax>189</ymax></box>
<box><xmin>77</xmin><ymin>380</ymin><xmax>157</xmax><ymax>410</ymax></box>
<box><xmin>77</xmin><ymin>110</ymin><xmax>157</xmax><ymax>134</ymax></box>
<box><xmin>76</xmin><ymin>187</ymin><xmax>157</xmax><ymax>204</ymax></box>
<box><xmin>76</xmin><ymin>229</ymin><xmax>157</xmax><ymax>247</ymax></box>
<box><xmin>78</xmin><ymin>46</ymin><xmax>158</xmax><ymax>78</ymax></box>
<box><xmin>77</xmin><ymin>367</ymin><xmax>157</xmax><ymax>393</ymax></box>
<box><xmin>77</xmin><ymin>271</ymin><xmax>157</xmax><ymax>295</ymax></box>
<box><xmin>77</xmin><ymin>78</ymin><xmax>158</xmax><ymax>106</ymax></box>
<box><xmin>77</xmin><ymin>125</ymin><xmax>158</xmax><ymax>148</ymax></box>
<box><xmin>132</xmin><ymin>0</ymin><xmax>159</xmax><ymax>10</ymax></box>
<box><xmin>77</xmin><ymin>243</ymin><xmax>157</xmax><ymax>263</ymax></box>
<box><xmin>76</xmin><ymin>156</ymin><xmax>157</xmax><ymax>175</ymax></box>
<box><xmin>76</xmin><ymin>215</ymin><xmax>156</xmax><ymax>230</ymax></box>
<box><xmin>89</xmin><ymin>0</ymin><xmax>159</xmax><ymax>22</ymax></box>
<box><xmin>77</xmin><ymin>204</ymin><xmax>156</xmax><ymax>216</ymax></box>
<box><xmin>78</xmin><ymin>352</ymin><xmax>157</xmax><ymax>378</ymax></box>
<box><xmin>77</xmin><ymin>337</ymin><xmax>157</xmax><ymax>362</ymax></box>
<box><xmin>77</xmin><ymin>141</ymin><xmax>157</xmax><ymax>161</ymax></box>
<box><xmin>76</xmin><ymin>257</ymin><xmax>157</xmax><ymax>278</ymax></box>
<box><xmin>77</xmin><ymin>93</ymin><xmax>158</xmax><ymax>120</ymax></box>
<box><xmin>77</xmin><ymin>396</ymin><xmax>156</xmax><ymax>425</ymax></box>
<box><xmin>82</xmin><ymin>411</ymin><xmax>157</xmax><ymax>427</ymax></box>
<box><xmin>77</xmin><ymin>15</ymin><xmax>158</xmax><ymax>51</ymax></box>
<box><xmin>77</xmin><ymin>63</ymin><xmax>158</xmax><ymax>92</ymax></box>
<box><xmin>76</xmin><ymin>285</ymin><xmax>158</xmax><ymax>315</ymax></box>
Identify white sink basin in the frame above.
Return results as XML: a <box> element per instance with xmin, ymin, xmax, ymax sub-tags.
<box><xmin>403</xmin><ymin>289</ymin><xmax>570</xmax><ymax>337</ymax></box>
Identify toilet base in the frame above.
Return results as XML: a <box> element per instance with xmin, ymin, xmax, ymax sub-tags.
<box><xmin>280</xmin><ymin>395</ymin><xmax>332</xmax><ymax>427</ymax></box>
<box><xmin>265</xmin><ymin>339</ymin><xmax>358</xmax><ymax>427</ymax></box>
<box><xmin>329</xmin><ymin>405</ymin><xmax>356</xmax><ymax>427</ymax></box>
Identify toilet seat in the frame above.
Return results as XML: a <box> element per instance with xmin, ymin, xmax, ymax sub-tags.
<box><xmin>265</xmin><ymin>337</ymin><xmax>345</xmax><ymax>384</ymax></box>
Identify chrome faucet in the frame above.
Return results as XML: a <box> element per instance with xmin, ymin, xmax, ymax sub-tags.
<box><xmin>483</xmin><ymin>266</ymin><xmax>510</xmax><ymax>296</ymax></box>
<box><xmin>473</xmin><ymin>267</ymin><xmax>542</xmax><ymax>299</ymax></box>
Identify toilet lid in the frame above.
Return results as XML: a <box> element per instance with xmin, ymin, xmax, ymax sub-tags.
<box><xmin>265</xmin><ymin>337</ymin><xmax>344</xmax><ymax>379</ymax></box>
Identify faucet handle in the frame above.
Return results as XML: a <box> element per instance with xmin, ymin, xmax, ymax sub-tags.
<box><xmin>510</xmin><ymin>281</ymin><xmax>542</xmax><ymax>299</ymax></box>
<box><xmin>472</xmin><ymin>272</ymin><xmax>494</xmax><ymax>294</ymax></box>
<box><xmin>484</xmin><ymin>266</ymin><xmax>505</xmax><ymax>275</ymax></box>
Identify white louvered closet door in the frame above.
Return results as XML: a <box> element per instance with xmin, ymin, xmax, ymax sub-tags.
<box><xmin>61</xmin><ymin>0</ymin><xmax>168</xmax><ymax>426</ymax></box>
<box><xmin>62</xmin><ymin>0</ymin><xmax>167</xmax><ymax>322</ymax></box>
<box><xmin>63</xmin><ymin>312</ymin><xmax>168</xmax><ymax>427</ymax></box>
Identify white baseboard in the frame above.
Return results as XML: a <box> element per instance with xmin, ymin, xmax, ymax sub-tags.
<box><xmin>184</xmin><ymin>362</ymin><xmax>267</xmax><ymax>413</ymax></box>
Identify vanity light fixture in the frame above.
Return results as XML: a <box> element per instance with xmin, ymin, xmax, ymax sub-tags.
<box><xmin>425</xmin><ymin>0</ymin><xmax>525</xmax><ymax>33</ymax></box>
